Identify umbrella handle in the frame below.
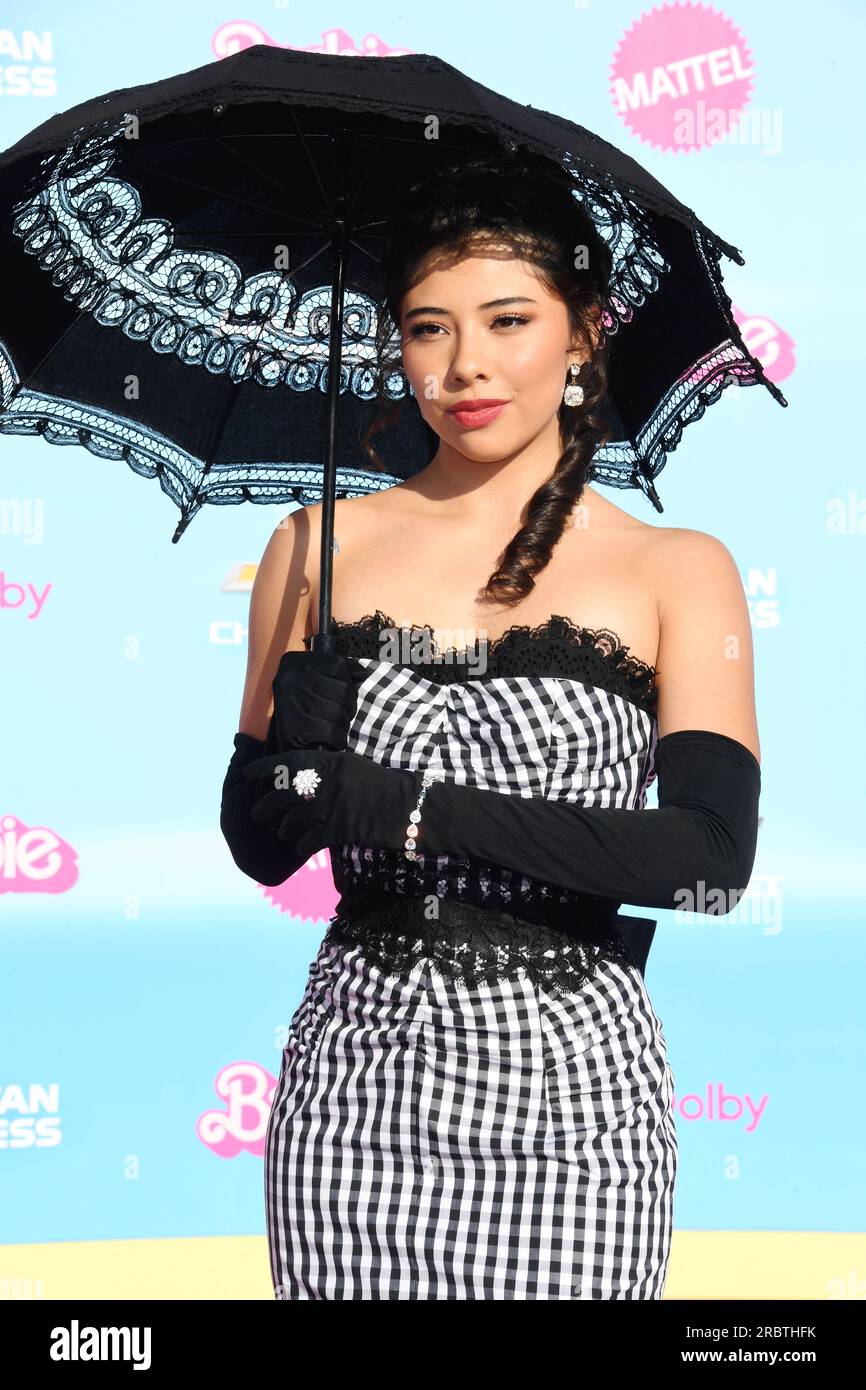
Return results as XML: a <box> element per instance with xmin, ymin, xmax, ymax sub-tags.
<box><xmin>306</xmin><ymin>625</ymin><xmax>343</xmax><ymax>750</ymax></box>
<box><xmin>307</xmin><ymin>631</ymin><xmax>338</xmax><ymax>655</ymax></box>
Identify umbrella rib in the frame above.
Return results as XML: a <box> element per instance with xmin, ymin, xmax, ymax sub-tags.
<box><xmin>286</xmin><ymin>106</ymin><xmax>335</xmax><ymax>222</ymax></box>
<box><xmin>270</xmin><ymin>239</ymin><xmax>332</xmax><ymax>282</ymax></box>
<box><xmin>1</xmin><ymin>298</ymin><xmax>122</xmax><ymax>403</ymax></box>
<box><xmin>345</xmin><ymin>143</ymin><xmax>382</xmax><ymax>222</ymax></box>
<box><xmin>118</xmin><ymin>156</ymin><xmax>327</xmax><ymax>228</ymax></box>
<box><xmin>179</xmin><ymin>110</ymin><xmax>330</xmax><ymax>228</ymax></box>
<box><xmin>348</xmin><ymin>235</ymin><xmax>387</xmax><ymax>266</ymax></box>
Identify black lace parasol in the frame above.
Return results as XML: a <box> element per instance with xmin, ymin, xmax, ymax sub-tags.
<box><xmin>0</xmin><ymin>45</ymin><xmax>786</xmax><ymax>635</ymax></box>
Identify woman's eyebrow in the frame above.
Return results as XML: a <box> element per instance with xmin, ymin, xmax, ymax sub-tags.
<box><xmin>404</xmin><ymin>296</ymin><xmax>538</xmax><ymax>320</ymax></box>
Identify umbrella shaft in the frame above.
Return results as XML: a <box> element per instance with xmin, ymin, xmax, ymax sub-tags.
<box><xmin>315</xmin><ymin>126</ymin><xmax>354</xmax><ymax>655</ymax></box>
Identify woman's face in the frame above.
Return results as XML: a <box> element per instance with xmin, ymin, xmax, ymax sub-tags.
<box><xmin>399</xmin><ymin>246</ymin><xmax>586</xmax><ymax>461</ymax></box>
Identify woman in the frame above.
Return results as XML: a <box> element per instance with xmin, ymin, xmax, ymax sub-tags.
<box><xmin>221</xmin><ymin>151</ymin><xmax>762</xmax><ymax>1299</ymax></box>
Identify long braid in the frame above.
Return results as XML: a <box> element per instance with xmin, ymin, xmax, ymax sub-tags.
<box><xmin>481</xmin><ymin>334</ymin><xmax>611</xmax><ymax>604</ymax></box>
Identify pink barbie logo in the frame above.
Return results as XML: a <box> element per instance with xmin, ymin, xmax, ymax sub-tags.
<box><xmin>0</xmin><ymin>814</ymin><xmax>78</xmax><ymax>893</ymax></box>
<box><xmin>668</xmin><ymin>303</ymin><xmax>793</xmax><ymax>397</ymax></box>
<box><xmin>259</xmin><ymin>848</ymin><xmax>340</xmax><ymax>923</ymax></box>
<box><xmin>732</xmin><ymin>305</ymin><xmax>795</xmax><ymax>385</ymax></box>
<box><xmin>197</xmin><ymin>1061</ymin><xmax>278</xmax><ymax>1157</ymax></box>
<box><xmin>212</xmin><ymin>23</ymin><xmax>412</xmax><ymax>60</ymax></box>
<box><xmin>672</xmin><ymin>1083</ymin><xmax>769</xmax><ymax>1132</ymax></box>
<box><xmin>610</xmin><ymin>2</ymin><xmax>754</xmax><ymax>153</ymax></box>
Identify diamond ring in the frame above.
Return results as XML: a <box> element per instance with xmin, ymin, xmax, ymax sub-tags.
<box><xmin>292</xmin><ymin>767</ymin><xmax>321</xmax><ymax>800</ymax></box>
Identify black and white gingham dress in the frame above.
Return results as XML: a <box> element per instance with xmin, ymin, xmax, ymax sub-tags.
<box><xmin>265</xmin><ymin>613</ymin><xmax>678</xmax><ymax>1299</ymax></box>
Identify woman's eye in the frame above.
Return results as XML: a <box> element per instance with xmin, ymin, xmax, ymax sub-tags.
<box><xmin>408</xmin><ymin>314</ymin><xmax>529</xmax><ymax>337</ymax></box>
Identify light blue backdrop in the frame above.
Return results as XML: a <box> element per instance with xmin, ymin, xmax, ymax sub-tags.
<box><xmin>1</xmin><ymin>0</ymin><xmax>863</xmax><ymax>1248</ymax></box>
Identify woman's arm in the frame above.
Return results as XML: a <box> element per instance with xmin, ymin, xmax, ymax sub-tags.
<box><xmin>236</xmin><ymin>509</ymin><xmax>315</xmax><ymax>742</ymax></box>
<box><xmin>418</xmin><ymin>728</ymin><xmax>760</xmax><ymax>910</ymax></box>
<box><xmin>220</xmin><ymin>509</ymin><xmax>316</xmax><ymax>883</ymax></box>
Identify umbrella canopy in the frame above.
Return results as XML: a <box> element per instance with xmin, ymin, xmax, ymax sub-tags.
<box><xmin>0</xmin><ymin>44</ymin><xmax>786</xmax><ymax>546</ymax></box>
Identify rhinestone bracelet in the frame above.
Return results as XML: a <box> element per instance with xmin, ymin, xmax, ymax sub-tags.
<box><xmin>404</xmin><ymin>767</ymin><xmax>446</xmax><ymax>861</ymax></box>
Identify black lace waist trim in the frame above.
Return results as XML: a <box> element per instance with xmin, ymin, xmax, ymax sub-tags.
<box><xmin>325</xmin><ymin>888</ymin><xmax>639</xmax><ymax>997</ymax></box>
<box><xmin>308</xmin><ymin>610</ymin><xmax>658</xmax><ymax>713</ymax></box>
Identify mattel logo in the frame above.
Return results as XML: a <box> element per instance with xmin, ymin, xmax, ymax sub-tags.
<box><xmin>0</xmin><ymin>815</ymin><xmax>78</xmax><ymax>892</ymax></box>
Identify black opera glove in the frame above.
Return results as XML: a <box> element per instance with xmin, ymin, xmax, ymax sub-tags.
<box><xmin>265</xmin><ymin>649</ymin><xmax>359</xmax><ymax>754</ymax></box>
<box><xmin>412</xmin><ymin>729</ymin><xmax>762</xmax><ymax>913</ymax></box>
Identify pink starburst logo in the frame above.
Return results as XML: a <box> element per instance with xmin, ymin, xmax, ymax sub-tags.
<box><xmin>258</xmin><ymin>848</ymin><xmax>340</xmax><ymax>923</ymax></box>
<box><xmin>610</xmin><ymin>2</ymin><xmax>755</xmax><ymax>153</ymax></box>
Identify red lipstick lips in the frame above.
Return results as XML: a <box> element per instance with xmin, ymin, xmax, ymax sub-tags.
<box><xmin>447</xmin><ymin>398</ymin><xmax>510</xmax><ymax>429</ymax></box>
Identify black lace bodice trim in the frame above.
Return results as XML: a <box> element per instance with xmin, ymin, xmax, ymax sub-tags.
<box><xmin>325</xmin><ymin>890</ymin><xmax>637</xmax><ymax>998</ymax></box>
<box><xmin>307</xmin><ymin>609</ymin><xmax>659</xmax><ymax>713</ymax></box>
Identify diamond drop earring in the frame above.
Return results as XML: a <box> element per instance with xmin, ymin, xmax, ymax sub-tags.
<box><xmin>563</xmin><ymin>362</ymin><xmax>584</xmax><ymax>407</ymax></box>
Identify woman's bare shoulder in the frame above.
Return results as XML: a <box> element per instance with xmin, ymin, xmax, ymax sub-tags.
<box><xmin>288</xmin><ymin>488</ymin><xmax>406</xmax><ymax>541</ymax></box>
<box><xmin>642</xmin><ymin>524</ymin><xmax>744</xmax><ymax>598</ymax></box>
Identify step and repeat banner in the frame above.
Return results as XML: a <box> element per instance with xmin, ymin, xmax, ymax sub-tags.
<box><xmin>2</xmin><ymin>1</ymin><xmax>864</xmax><ymax>1300</ymax></box>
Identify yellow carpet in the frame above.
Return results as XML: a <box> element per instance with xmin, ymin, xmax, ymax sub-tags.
<box><xmin>1</xmin><ymin>1232</ymin><xmax>863</xmax><ymax>1299</ymax></box>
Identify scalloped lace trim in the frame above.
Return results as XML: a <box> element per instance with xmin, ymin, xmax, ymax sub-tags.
<box><xmin>313</xmin><ymin>609</ymin><xmax>659</xmax><ymax>712</ymax></box>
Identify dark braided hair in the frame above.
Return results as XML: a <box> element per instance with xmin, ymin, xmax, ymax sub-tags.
<box><xmin>362</xmin><ymin>146</ymin><xmax>615</xmax><ymax>608</ymax></box>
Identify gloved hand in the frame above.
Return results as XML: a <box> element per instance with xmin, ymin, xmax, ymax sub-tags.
<box><xmin>264</xmin><ymin>649</ymin><xmax>359</xmax><ymax>755</ymax></box>
<box><xmin>227</xmin><ymin>744</ymin><xmax>419</xmax><ymax>879</ymax></box>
